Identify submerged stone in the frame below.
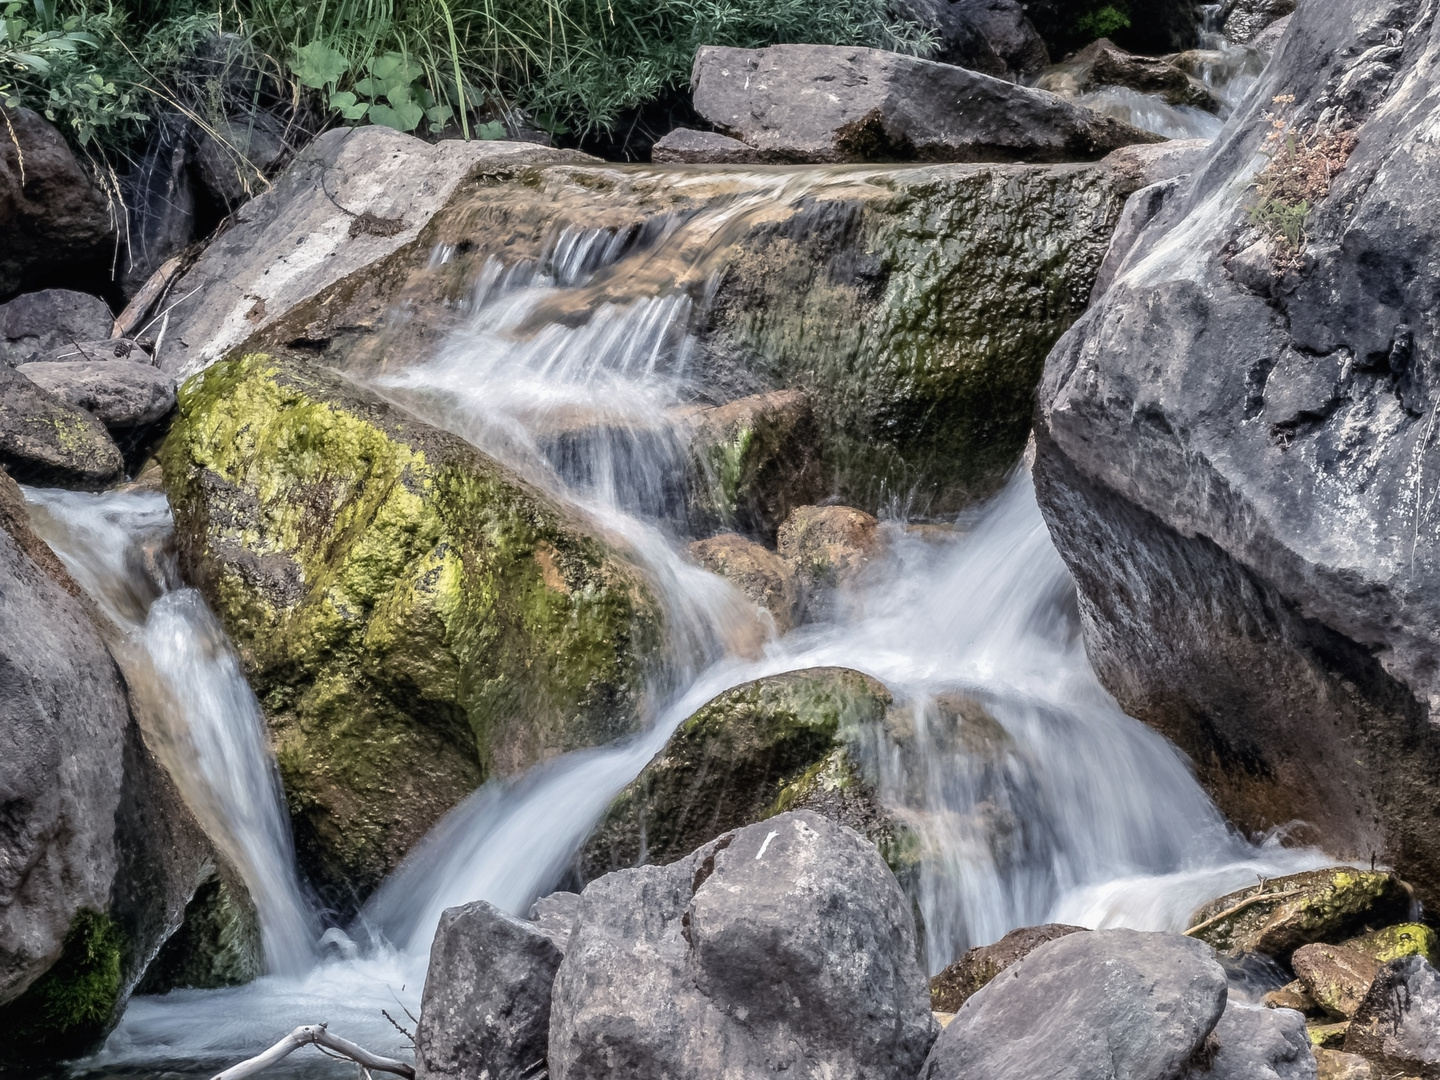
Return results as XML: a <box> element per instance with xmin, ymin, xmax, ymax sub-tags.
<box><xmin>160</xmin><ymin>353</ymin><xmax>663</xmax><ymax>909</ymax></box>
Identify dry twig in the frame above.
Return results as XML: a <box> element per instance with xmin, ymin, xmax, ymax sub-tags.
<box><xmin>208</xmin><ymin>1023</ymin><xmax>414</xmax><ymax>1080</ymax></box>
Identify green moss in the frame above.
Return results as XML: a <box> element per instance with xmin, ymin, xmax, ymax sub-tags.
<box><xmin>1342</xmin><ymin>923</ymin><xmax>1439</xmax><ymax>966</ymax></box>
<box><xmin>581</xmin><ymin>667</ymin><xmax>892</xmax><ymax>878</ymax></box>
<box><xmin>160</xmin><ymin>353</ymin><xmax>663</xmax><ymax>908</ymax></box>
<box><xmin>0</xmin><ymin>910</ymin><xmax>125</xmax><ymax>1060</ymax></box>
<box><xmin>135</xmin><ymin>872</ymin><xmax>262</xmax><ymax>993</ymax></box>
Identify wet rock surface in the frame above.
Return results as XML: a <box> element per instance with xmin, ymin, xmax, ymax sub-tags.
<box><xmin>1033</xmin><ymin>0</ymin><xmax>1440</xmax><ymax>906</ymax></box>
<box><xmin>553</xmin><ymin>811</ymin><xmax>937</xmax><ymax>1080</ymax></box>
<box><xmin>1342</xmin><ymin>955</ymin><xmax>1440</xmax><ymax>1076</ymax></box>
<box><xmin>1181</xmin><ymin>1002</ymin><xmax>1316</xmax><ymax>1080</ymax></box>
<box><xmin>929</xmin><ymin>923</ymin><xmax>1088</xmax><ymax>1012</ymax></box>
<box><xmin>1222</xmin><ymin>0</ymin><xmax>1296</xmax><ymax>44</ymax></box>
<box><xmin>1037</xmin><ymin>38</ymin><xmax>1220</xmax><ymax>111</ymax></box>
<box><xmin>1292</xmin><ymin>944</ymin><xmax>1381</xmax><ymax>1019</ymax></box>
<box><xmin>581</xmin><ymin>668</ymin><xmax>893</xmax><ymax>880</ymax></box>
<box><xmin>778</xmin><ymin>504</ymin><xmax>883</xmax><ymax>619</ymax></box>
<box><xmin>688</xmin><ymin>532</ymin><xmax>800</xmax><ymax>632</ymax></box>
<box><xmin>691</xmin><ymin>44</ymin><xmax>1161</xmax><ymax>165</ymax></box>
<box><xmin>160</xmin><ymin>352</ymin><xmax>663</xmax><ymax>911</ymax></box>
<box><xmin>921</xmin><ymin>929</ymin><xmax>1228</xmax><ymax>1080</ymax></box>
<box><xmin>18</xmin><ymin>360</ymin><xmax>176</xmax><ymax>429</ymax></box>
<box><xmin>893</xmin><ymin>0</ymin><xmax>1049</xmax><ymax>79</ymax></box>
<box><xmin>0</xmin><ymin>364</ymin><xmax>125</xmax><ymax>489</ymax></box>
<box><xmin>651</xmin><ymin>128</ymin><xmax>760</xmax><ymax>164</ymax></box>
<box><xmin>0</xmin><ymin>290</ymin><xmax>114</xmax><ymax>366</ymax></box>
<box><xmin>416</xmin><ymin>900</ymin><xmax>563</xmax><ymax>1080</ymax></box>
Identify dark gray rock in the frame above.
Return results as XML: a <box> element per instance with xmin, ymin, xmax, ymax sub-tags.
<box><xmin>529</xmin><ymin>891</ymin><xmax>579</xmax><ymax>954</ymax></box>
<box><xmin>1037</xmin><ymin>38</ymin><xmax>1221</xmax><ymax>112</ymax></box>
<box><xmin>416</xmin><ymin>900</ymin><xmax>563</xmax><ymax>1080</ymax></box>
<box><xmin>0</xmin><ymin>290</ymin><xmax>114</xmax><ymax>366</ymax></box>
<box><xmin>651</xmin><ymin>128</ymin><xmax>760</xmax><ymax>164</ymax></box>
<box><xmin>1183</xmin><ymin>1003</ymin><xmax>1316</xmax><ymax>1080</ymax></box>
<box><xmin>1222</xmin><ymin>0</ymin><xmax>1296</xmax><ymax>45</ymax></box>
<box><xmin>929</xmin><ymin>923</ymin><xmax>1088</xmax><ymax>1012</ymax></box>
<box><xmin>1033</xmin><ymin>0</ymin><xmax>1440</xmax><ymax>907</ymax></box>
<box><xmin>1250</xmin><ymin>14</ymin><xmax>1292</xmax><ymax>54</ymax></box>
<box><xmin>119</xmin><ymin>118</ymin><xmax>199</xmax><ymax>298</ymax></box>
<box><xmin>691</xmin><ymin>44</ymin><xmax>1162</xmax><ymax>165</ymax></box>
<box><xmin>0</xmin><ymin>364</ymin><xmax>124</xmax><ymax>488</ymax></box>
<box><xmin>921</xmin><ymin>929</ymin><xmax>1228</xmax><ymax>1080</ymax></box>
<box><xmin>0</xmin><ymin>109</ymin><xmax>117</xmax><ymax>300</ymax></box>
<box><xmin>893</xmin><ymin>0</ymin><xmax>1049</xmax><ymax>80</ymax></box>
<box><xmin>1343</xmin><ymin>955</ymin><xmax>1440</xmax><ymax>1075</ymax></box>
<box><xmin>18</xmin><ymin>360</ymin><xmax>176</xmax><ymax>429</ymax></box>
<box><xmin>194</xmin><ymin>113</ymin><xmax>288</xmax><ymax>207</ymax></box>
<box><xmin>35</xmin><ymin>338</ymin><xmax>147</xmax><ymax>364</ymax></box>
<box><xmin>551</xmin><ymin>811</ymin><xmax>936</xmax><ymax>1080</ymax></box>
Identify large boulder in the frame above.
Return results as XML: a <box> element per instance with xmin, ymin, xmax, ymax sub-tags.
<box><xmin>1183</xmin><ymin>1003</ymin><xmax>1316</xmax><ymax>1080</ymax></box>
<box><xmin>1342</xmin><ymin>955</ymin><xmax>1440</xmax><ymax>1076</ymax></box>
<box><xmin>920</xmin><ymin>929</ymin><xmax>1228</xmax><ymax>1080</ymax></box>
<box><xmin>415</xmin><ymin>900</ymin><xmax>564</xmax><ymax>1080</ymax></box>
<box><xmin>0</xmin><ymin>471</ymin><xmax>219</xmax><ymax>1061</ymax></box>
<box><xmin>691</xmin><ymin>44</ymin><xmax>1161</xmax><ymax>165</ymax></box>
<box><xmin>929</xmin><ymin>923</ymin><xmax>1088</xmax><ymax>1012</ymax></box>
<box><xmin>159</xmin><ymin>352</ymin><xmax>663</xmax><ymax>910</ymax></box>
<box><xmin>581</xmin><ymin>668</ymin><xmax>894</xmax><ymax>879</ymax></box>
<box><xmin>0</xmin><ymin>290</ymin><xmax>113</xmax><ymax>367</ymax></box>
<box><xmin>0</xmin><ymin>109</ymin><xmax>117</xmax><ymax>300</ymax></box>
<box><xmin>892</xmin><ymin>0</ymin><xmax>1049</xmax><ymax>80</ymax></box>
<box><xmin>687</xmin><ymin>533</ymin><xmax>801</xmax><ymax>633</ymax></box>
<box><xmin>551</xmin><ymin>811</ymin><xmax>937</xmax><ymax>1080</ymax></box>
<box><xmin>1222</xmin><ymin>0</ymin><xmax>1297</xmax><ymax>45</ymax></box>
<box><xmin>1033</xmin><ymin>0</ymin><xmax>1440</xmax><ymax>907</ymax></box>
<box><xmin>1037</xmin><ymin>38</ymin><xmax>1221</xmax><ymax>112</ymax></box>
<box><xmin>0</xmin><ymin>364</ymin><xmax>125</xmax><ymax>488</ymax></box>
<box><xmin>17</xmin><ymin>360</ymin><xmax>176</xmax><ymax>430</ymax></box>
<box><xmin>154</xmin><ymin>126</ymin><xmax>595</xmax><ymax>376</ymax></box>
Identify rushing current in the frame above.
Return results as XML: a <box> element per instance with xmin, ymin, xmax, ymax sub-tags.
<box><xmin>28</xmin><ymin>168</ymin><xmax>1334</xmax><ymax>1078</ymax></box>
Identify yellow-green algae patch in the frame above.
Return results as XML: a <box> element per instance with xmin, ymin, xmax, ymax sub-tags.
<box><xmin>160</xmin><ymin>353</ymin><xmax>663</xmax><ymax>907</ymax></box>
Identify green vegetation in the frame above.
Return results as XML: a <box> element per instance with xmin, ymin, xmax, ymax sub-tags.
<box><xmin>2</xmin><ymin>0</ymin><xmax>928</xmax><ymax>162</ymax></box>
<box><xmin>1026</xmin><ymin>0</ymin><xmax>1131</xmax><ymax>57</ymax></box>
<box><xmin>0</xmin><ymin>909</ymin><xmax>125</xmax><ymax>1059</ymax></box>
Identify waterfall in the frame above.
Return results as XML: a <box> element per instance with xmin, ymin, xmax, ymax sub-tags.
<box><xmin>23</xmin><ymin>488</ymin><xmax>318</xmax><ymax>977</ymax></box>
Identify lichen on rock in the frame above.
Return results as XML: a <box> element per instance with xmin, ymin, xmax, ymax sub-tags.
<box><xmin>160</xmin><ymin>352</ymin><xmax>663</xmax><ymax>908</ymax></box>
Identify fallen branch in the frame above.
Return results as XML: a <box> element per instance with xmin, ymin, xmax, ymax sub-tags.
<box><xmin>1183</xmin><ymin>888</ymin><xmax>1304</xmax><ymax>939</ymax></box>
<box><xmin>208</xmin><ymin>1024</ymin><xmax>415</xmax><ymax>1080</ymax></box>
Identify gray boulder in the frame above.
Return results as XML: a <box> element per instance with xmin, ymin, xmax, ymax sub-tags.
<box><xmin>416</xmin><ymin>900</ymin><xmax>563</xmax><ymax>1080</ymax></box>
<box><xmin>1033</xmin><ymin>0</ymin><xmax>1440</xmax><ymax>907</ymax></box>
<box><xmin>0</xmin><ymin>364</ymin><xmax>124</xmax><ymax>488</ymax></box>
<box><xmin>194</xmin><ymin>113</ymin><xmax>289</xmax><ymax>207</ymax></box>
<box><xmin>1222</xmin><ymin>0</ymin><xmax>1296</xmax><ymax>45</ymax></box>
<box><xmin>552</xmin><ymin>811</ymin><xmax>936</xmax><ymax>1080</ymax></box>
<box><xmin>1343</xmin><ymin>955</ymin><xmax>1440</xmax><ymax>1076</ymax></box>
<box><xmin>0</xmin><ymin>109</ymin><xmax>117</xmax><ymax>300</ymax></box>
<box><xmin>929</xmin><ymin>923</ymin><xmax>1088</xmax><ymax>1012</ymax></box>
<box><xmin>1037</xmin><ymin>38</ymin><xmax>1221</xmax><ymax>112</ymax></box>
<box><xmin>651</xmin><ymin>128</ymin><xmax>760</xmax><ymax>164</ymax></box>
<box><xmin>529</xmin><ymin>891</ymin><xmax>579</xmax><ymax>954</ymax></box>
<box><xmin>1183</xmin><ymin>1003</ymin><xmax>1316</xmax><ymax>1080</ymax></box>
<box><xmin>18</xmin><ymin>360</ymin><xmax>176</xmax><ymax>429</ymax></box>
<box><xmin>0</xmin><ymin>290</ymin><xmax>113</xmax><ymax>366</ymax></box>
<box><xmin>35</xmin><ymin>338</ymin><xmax>147</xmax><ymax>364</ymax></box>
<box><xmin>920</xmin><ymin>929</ymin><xmax>1228</xmax><ymax>1080</ymax></box>
<box><xmin>691</xmin><ymin>44</ymin><xmax>1162</xmax><ymax>165</ymax></box>
<box><xmin>893</xmin><ymin>0</ymin><xmax>1049</xmax><ymax>80</ymax></box>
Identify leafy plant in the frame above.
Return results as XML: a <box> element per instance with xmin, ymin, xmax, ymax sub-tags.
<box><xmin>1247</xmin><ymin>98</ymin><xmax>1358</xmax><ymax>268</ymax></box>
<box><xmin>1075</xmin><ymin>4</ymin><xmax>1130</xmax><ymax>40</ymax></box>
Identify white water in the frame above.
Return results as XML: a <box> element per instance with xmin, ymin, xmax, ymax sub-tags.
<box><xmin>39</xmin><ymin>173</ymin><xmax>1334</xmax><ymax>1077</ymax></box>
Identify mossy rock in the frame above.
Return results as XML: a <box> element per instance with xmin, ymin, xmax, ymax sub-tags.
<box><xmin>160</xmin><ymin>353</ymin><xmax>663</xmax><ymax>910</ymax></box>
<box><xmin>134</xmin><ymin>868</ymin><xmax>261</xmax><ymax>993</ymax></box>
<box><xmin>0</xmin><ymin>910</ymin><xmax>124</xmax><ymax>1062</ymax></box>
<box><xmin>1186</xmin><ymin>868</ymin><xmax>1413</xmax><ymax>959</ymax></box>
<box><xmin>1340</xmin><ymin>923</ymin><xmax>1439</xmax><ymax>967</ymax></box>
<box><xmin>581</xmin><ymin>667</ymin><xmax>893</xmax><ymax>879</ymax></box>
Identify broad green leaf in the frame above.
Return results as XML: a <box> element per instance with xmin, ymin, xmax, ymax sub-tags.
<box><xmin>368</xmin><ymin>53</ymin><xmax>403</xmax><ymax>82</ymax></box>
<box><xmin>476</xmin><ymin>119</ymin><xmax>506</xmax><ymax>140</ymax></box>
<box><xmin>354</xmin><ymin>76</ymin><xmax>381</xmax><ymax>98</ymax></box>
<box><xmin>367</xmin><ymin>99</ymin><xmax>422</xmax><ymax>132</ymax></box>
<box><xmin>383</xmin><ymin>82</ymin><xmax>414</xmax><ymax>109</ymax></box>
<box><xmin>424</xmin><ymin>103</ymin><xmax>452</xmax><ymax>125</ymax></box>
<box><xmin>293</xmin><ymin>40</ymin><xmax>347</xmax><ymax>90</ymax></box>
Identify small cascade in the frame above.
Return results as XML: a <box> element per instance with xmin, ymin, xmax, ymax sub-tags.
<box><xmin>23</xmin><ymin>488</ymin><xmax>318</xmax><ymax>977</ymax></box>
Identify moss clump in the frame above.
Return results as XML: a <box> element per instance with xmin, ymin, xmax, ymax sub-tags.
<box><xmin>0</xmin><ymin>910</ymin><xmax>125</xmax><ymax>1061</ymax></box>
<box><xmin>160</xmin><ymin>353</ymin><xmax>663</xmax><ymax>910</ymax></box>
<box><xmin>1341</xmin><ymin>923</ymin><xmax>1439</xmax><ymax>967</ymax></box>
<box><xmin>581</xmin><ymin>667</ymin><xmax>891</xmax><ymax>878</ymax></box>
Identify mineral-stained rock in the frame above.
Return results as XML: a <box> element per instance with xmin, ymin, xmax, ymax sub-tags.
<box><xmin>0</xmin><ymin>364</ymin><xmax>125</xmax><ymax>489</ymax></box>
<box><xmin>18</xmin><ymin>360</ymin><xmax>176</xmax><ymax>429</ymax></box>
<box><xmin>1037</xmin><ymin>38</ymin><xmax>1220</xmax><ymax>112</ymax></box>
<box><xmin>160</xmin><ymin>352</ymin><xmax>663</xmax><ymax>910</ymax></box>
<box><xmin>920</xmin><ymin>929</ymin><xmax>1228</xmax><ymax>1080</ymax></box>
<box><xmin>1341</xmin><ymin>923</ymin><xmax>1439</xmax><ymax>967</ymax></box>
<box><xmin>679</xmin><ymin>389</ymin><xmax>823</xmax><ymax>542</ymax></box>
<box><xmin>1313</xmin><ymin>1049</ymin><xmax>1372</xmax><ymax>1080</ymax></box>
<box><xmin>1342</xmin><ymin>955</ymin><xmax>1440</xmax><ymax>1076</ymax></box>
<box><xmin>1033</xmin><ymin>0</ymin><xmax>1440</xmax><ymax>907</ymax></box>
<box><xmin>778</xmin><ymin>504</ymin><xmax>883</xmax><ymax>619</ymax></box>
<box><xmin>1180</xmin><ymin>1002</ymin><xmax>1316</xmax><ymax>1080</ymax></box>
<box><xmin>1186</xmin><ymin>869</ymin><xmax>1413</xmax><ymax>960</ymax></box>
<box><xmin>650</xmin><ymin>128</ymin><xmax>760</xmax><ymax>165</ymax></box>
<box><xmin>691</xmin><ymin>44</ymin><xmax>1161</xmax><ymax>165</ymax></box>
<box><xmin>0</xmin><ymin>109</ymin><xmax>117</xmax><ymax>300</ymax></box>
<box><xmin>0</xmin><ymin>290</ymin><xmax>113</xmax><ymax>366</ymax></box>
<box><xmin>1292</xmin><ymin>944</ymin><xmax>1380</xmax><ymax>1019</ymax></box>
<box><xmin>552</xmin><ymin>811</ymin><xmax>937</xmax><ymax>1080</ymax></box>
<box><xmin>929</xmin><ymin>923</ymin><xmax>1088</xmax><ymax>1012</ymax></box>
<box><xmin>1307</xmin><ymin>1021</ymin><xmax>1350</xmax><ymax>1050</ymax></box>
<box><xmin>415</xmin><ymin>900</ymin><xmax>563</xmax><ymax>1080</ymax></box>
<box><xmin>581</xmin><ymin>668</ymin><xmax>892</xmax><ymax>879</ymax></box>
<box><xmin>688</xmin><ymin>532</ymin><xmax>800</xmax><ymax>632</ymax></box>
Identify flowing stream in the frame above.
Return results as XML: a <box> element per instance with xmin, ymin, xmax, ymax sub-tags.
<box><xmin>29</xmin><ymin>164</ymin><xmax>1335</xmax><ymax>1078</ymax></box>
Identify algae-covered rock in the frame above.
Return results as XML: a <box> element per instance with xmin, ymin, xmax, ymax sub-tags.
<box><xmin>1292</xmin><ymin>943</ymin><xmax>1380</xmax><ymax>1019</ymax></box>
<box><xmin>0</xmin><ymin>910</ymin><xmax>123</xmax><ymax>1056</ymax></box>
<box><xmin>161</xmin><ymin>353</ymin><xmax>663</xmax><ymax>907</ymax></box>
<box><xmin>0</xmin><ymin>363</ymin><xmax>124</xmax><ymax>488</ymax></box>
<box><xmin>134</xmin><ymin>867</ymin><xmax>261</xmax><ymax>993</ymax></box>
<box><xmin>1186</xmin><ymin>869</ymin><xmax>1413</xmax><ymax>960</ymax></box>
<box><xmin>1340</xmin><ymin>923</ymin><xmax>1439</xmax><ymax>968</ymax></box>
<box><xmin>580</xmin><ymin>668</ymin><xmax>892</xmax><ymax>879</ymax></box>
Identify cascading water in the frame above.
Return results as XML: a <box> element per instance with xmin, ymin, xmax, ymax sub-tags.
<box><xmin>46</xmin><ymin>168</ymin><xmax>1336</xmax><ymax>1077</ymax></box>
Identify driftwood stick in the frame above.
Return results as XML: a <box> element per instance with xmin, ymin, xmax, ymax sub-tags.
<box><xmin>1183</xmin><ymin>887</ymin><xmax>1305</xmax><ymax>938</ymax></box>
<box><xmin>208</xmin><ymin>1024</ymin><xmax>415</xmax><ymax>1080</ymax></box>
<box><xmin>112</xmin><ymin>254</ymin><xmax>184</xmax><ymax>339</ymax></box>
